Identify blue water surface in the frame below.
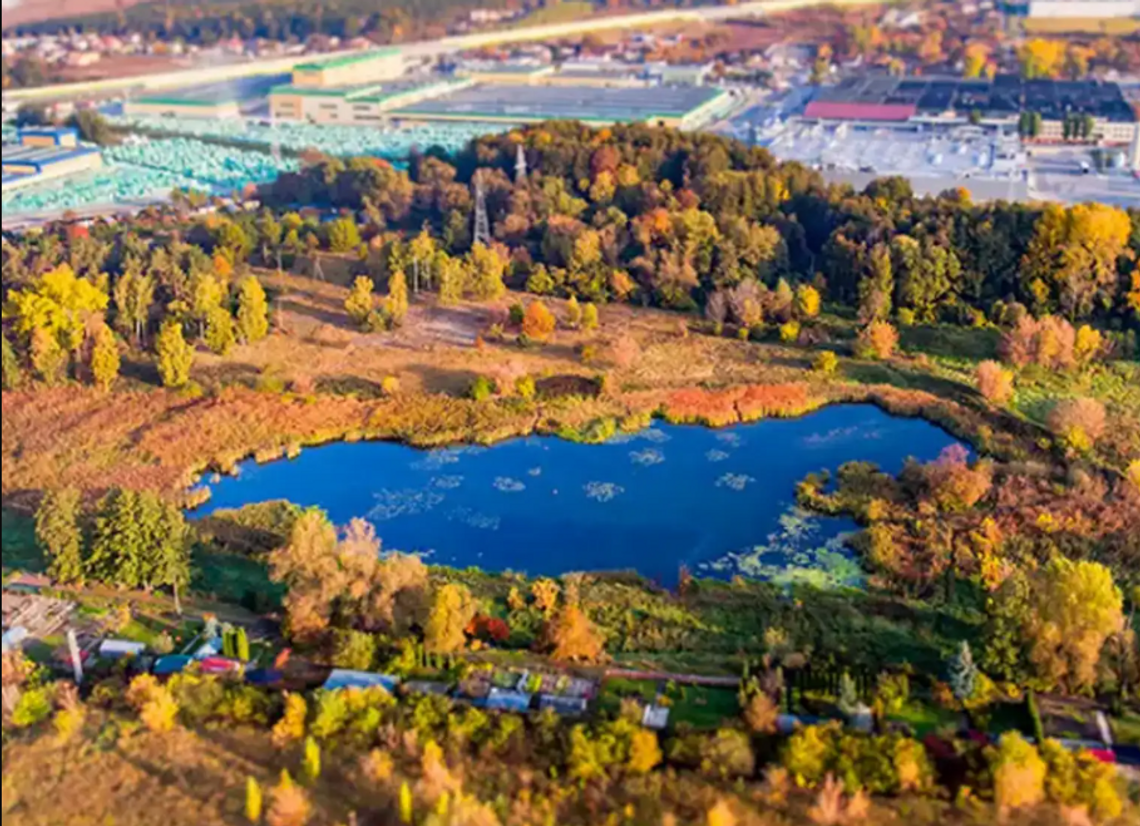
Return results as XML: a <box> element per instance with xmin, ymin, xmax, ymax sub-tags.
<box><xmin>198</xmin><ymin>404</ymin><xmax>961</xmax><ymax>586</ymax></box>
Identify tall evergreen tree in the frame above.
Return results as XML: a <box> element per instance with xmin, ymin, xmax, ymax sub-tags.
<box><xmin>35</xmin><ymin>488</ymin><xmax>84</xmax><ymax>584</ymax></box>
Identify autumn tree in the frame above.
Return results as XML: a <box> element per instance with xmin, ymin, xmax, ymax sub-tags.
<box><xmin>1024</xmin><ymin>558</ymin><xmax>1123</xmax><ymax>692</ymax></box>
<box><xmin>857</xmin><ymin>243</ymin><xmax>892</xmax><ymax>324</ymax></box>
<box><xmin>1019</xmin><ymin>38</ymin><xmax>1064</xmax><ymax>79</ymax></box>
<box><xmin>35</xmin><ymin>488</ymin><xmax>84</xmax><ymax>585</ymax></box>
<box><xmin>854</xmin><ymin>321</ymin><xmax>898</xmax><ymax>360</ymax></box>
<box><xmin>326</xmin><ymin>217</ymin><xmax>361</xmax><ymax>254</ymax></box>
<box><xmin>582</xmin><ymin>302</ymin><xmax>599</xmax><ymax>330</ymax></box>
<box><xmin>467</xmin><ymin>242</ymin><xmax>507</xmax><ymax>301</ymax></box>
<box><xmin>190</xmin><ymin>271</ymin><xmax>224</xmax><ymax>341</ymax></box>
<box><xmin>267</xmin><ymin>770</ymin><xmax>311</xmax><ymax>826</ymax></box>
<box><xmin>236</xmin><ymin>276</ymin><xmax>270</xmax><ymax>343</ymax></box>
<box><xmin>88</xmin><ymin>323</ymin><xmax>120</xmax><ymax>391</ymax></box>
<box><xmin>424</xmin><ymin>583</ymin><xmax>478</xmax><ymax>654</ymax></box>
<box><xmin>976</xmin><ymin>360</ymin><xmax>1013</xmax><ymax>405</ymax></box>
<box><xmin>522</xmin><ymin>300</ymin><xmax>557</xmax><ymax>343</ymax></box>
<box><xmin>1047</xmin><ymin>397</ymin><xmax>1106</xmax><ymax>452</ymax></box>
<box><xmin>963</xmin><ymin>42</ymin><xmax>990</xmax><ymax>79</ymax></box>
<box><xmin>545</xmin><ymin>603</ymin><xmax>605</xmax><ymax>662</ymax></box>
<box><xmin>155</xmin><ymin>320</ymin><xmax>193</xmax><ymax>388</ymax></box>
<box><xmin>112</xmin><ymin>269</ymin><xmax>155</xmax><ymax>346</ymax></box>
<box><xmin>384</xmin><ymin>270</ymin><xmax>409</xmax><ymax>326</ymax></box>
<box><xmin>1021</xmin><ymin>203</ymin><xmax>1130</xmax><ymax>319</ymax></box>
<box><xmin>4</xmin><ymin>263</ymin><xmax>109</xmax><ymax>366</ymax></box>
<box><xmin>344</xmin><ymin>276</ymin><xmax>375</xmax><ymax>328</ymax></box>
<box><xmin>794</xmin><ymin>284</ymin><xmax>821</xmax><ymax>321</ymax></box>
<box><xmin>990</xmin><ymin>732</ymin><xmax>1046</xmax><ymax>811</ymax></box>
<box><xmin>205</xmin><ymin>306</ymin><xmax>236</xmax><ymax>355</ymax></box>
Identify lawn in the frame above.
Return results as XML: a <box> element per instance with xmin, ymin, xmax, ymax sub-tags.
<box><xmin>665</xmin><ymin>684</ymin><xmax>742</xmax><ymax>730</ymax></box>
<box><xmin>888</xmin><ymin>701</ymin><xmax>961</xmax><ymax>738</ymax></box>
<box><xmin>1111</xmin><ymin>710</ymin><xmax>1140</xmax><ymax>747</ymax></box>
<box><xmin>1</xmin><ymin>509</ymin><xmax>42</xmax><ymax>575</ymax></box>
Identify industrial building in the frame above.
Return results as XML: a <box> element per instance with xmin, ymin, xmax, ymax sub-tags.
<box><xmin>803</xmin><ymin>75</ymin><xmax>1138</xmax><ymax>145</ymax></box>
<box><xmin>291</xmin><ymin>49</ymin><xmax>405</xmax><ymax>88</ymax></box>
<box><xmin>389</xmin><ymin>83</ymin><xmax>733</xmax><ymax>129</ymax></box>
<box><xmin>125</xmin><ymin>74</ymin><xmax>289</xmax><ymax>119</ymax></box>
<box><xmin>455</xmin><ymin>62</ymin><xmax>555</xmax><ymax>84</ymax></box>
<box><xmin>15</xmin><ymin>126</ymin><xmax>80</xmax><ymax>148</ymax></box>
<box><xmin>2</xmin><ymin>127</ymin><xmax>102</xmax><ymax>192</ymax></box>
<box><xmin>268</xmin><ymin>77</ymin><xmax>471</xmax><ymax>124</ymax></box>
<box><xmin>1025</xmin><ymin>0</ymin><xmax>1140</xmax><ymax>17</ymax></box>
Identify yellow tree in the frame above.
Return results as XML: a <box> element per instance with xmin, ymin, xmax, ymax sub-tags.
<box><xmin>155</xmin><ymin>320</ymin><xmax>194</xmax><ymax>388</ymax></box>
<box><xmin>88</xmin><ymin>324</ymin><xmax>120</xmax><ymax>391</ymax></box>
<box><xmin>344</xmin><ymin>276</ymin><xmax>375</xmax><ymax>328</ymax></box>
<box><xmin>522</xmin><ymin>301</ymin><xmax>557</xmax><ymax>342</ymax></box>
<box><xmin>545</xmin><ymin>603</ymin><xmax>605</xmax><ymax>662</ymax></box>
<box><xmin>424</xmin><ymin>583</ymin><xmax>478</xmax><ymax>654</ymax></box>
<box><xmin>1019</xmin><ymin>39</ymin><xmax>1064</xmax><ymax>79</ymax></box>
<box><xmin>1026</xmin><ymin>558</ymin><xmax>1123</xmax><ymax>692</ymax></box>
<box><xmin>962</xmin><ymin>42</ymin><xmax>990</xmax><ymax>78</ymax></box>
<box><xmin>4</xmin><ymin>263</ymin><xmax>109</xmax><ymax>358</ymax></box>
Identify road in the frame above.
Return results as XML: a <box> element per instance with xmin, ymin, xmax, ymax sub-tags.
<box><xmin>2</xmin><ymin>0</ymin><xmax>886</xmax><ymax>103</ymax></box>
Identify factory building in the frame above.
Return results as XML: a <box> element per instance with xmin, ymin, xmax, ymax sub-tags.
<box><xmin>291</xmin><ymin>49</ymin><xmax>405</xmax><ymax>89</ymax></box>
<box><xmin>803</xmin><ymin>75</ymin><xmax>1138</xmax><ymax>146</ymax></box>
<box><xmin>15</xmin><ymin>126</ymin><xmax>80</xmax><ymax>148</ymax></box>
<box><xmin>2</xmin><ymin>128</ymin><xmax>102</xmax><ymax>192</ymax></box>
<box><xmin>125</xmin><ymin>75</ymin><xmax>288</xmax><ymax>119</ymax></box>
<box><xmin>455</xmin><ymin>63</ymin><xmax>555</xmax><ymax>84</ymax></box>
<box><xmin>1026</xmin><ymin>0</ymin><xmax>1140</xmax><ymax>17</ymax></box>
<box><xmin>389</xmin><ymin>83</ymin><xmax>733</xmax><ymax>130</ymax></box>
<box><xmin>268</xmin><ymin>78</ymin><xmax>471</xmax><ymax>124</ymax></box>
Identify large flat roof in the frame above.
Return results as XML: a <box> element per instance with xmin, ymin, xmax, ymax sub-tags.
<box><xmin>813</xmin><ymin>74</ymin><xmax>1137</xmax><ymax>123</ymax></box>
<box><xmin>295</xmin><ymin>48</ymin><xmax>401</xmax><ymax>72</ymax></box>
<box><xmin>270</xmin><ymin>77</ymin><xmax>464</xmax><ymax>101</ymax></box>
<box><xmin>2</xmin><ymin>144</ymin><xmax>100</xmax><ymax>169</ymax></box>
<box><xmin>135</xmin><ymin>74</ymin><xmax>289</xmax><ymax>106</ymax></box>
<box><xmin>391</xmin><ymin>83</ymin><xmax>726</xmax><ymax>124</ymax></box>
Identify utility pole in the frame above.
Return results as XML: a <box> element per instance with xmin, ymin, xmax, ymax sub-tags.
<box><xmin>67</xmin><ymin>628</ymin><xmax>83</xmax><ymax>685</ymax></box>
<box><xmin>472</xmin><ymin>170</ymin><xmax>491</xmax><ymax>247</ymax></box>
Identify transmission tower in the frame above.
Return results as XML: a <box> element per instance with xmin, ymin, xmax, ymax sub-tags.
<box><xmin>514</xmin><ymin>144</ymin><xmax>528</xmax><ymax>183</ymax></box>
<box><xmin>472</xmin><ymin>170</ymin><xmax>491</xmax><ymax>247</ymax></box>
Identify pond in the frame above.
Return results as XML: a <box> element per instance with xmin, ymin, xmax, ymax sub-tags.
<box><xmin>198</xmin><ymin>404</ymin><xmax>963</xmax><ymax>587</ymax></box>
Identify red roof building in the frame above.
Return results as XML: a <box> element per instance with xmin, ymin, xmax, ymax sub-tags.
<box><xmin>803</xmin><ymin>101</ymin><xmax>918</xmax><ymax>122</ymax></box>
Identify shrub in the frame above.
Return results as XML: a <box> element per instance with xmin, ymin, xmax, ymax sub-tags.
<box><xmin>743</xmin><ymin>690</ymin><xmax>779</xmax><ymax>735</ymax></box>
<box><xmin>1047</xmin><ymin>397</ymin><xmax>1106</xmax><ymax>452</ymax></box>
<box><xmin>976</xmin><ymin>360</ymin><xmax>1014</xmax><ymax>405</ymax></box>
<box><xmin>565</xmin><ymin>294</ymin><xmax>582</xmax><ymax>328</ymax></box>
<box><xmin>897</xmin><ymin>308</ymin><xmax>916</xmax><ymax>327</ymax></box>
<box><xmin>779</xmin><ymin>320</ymin><xmax>801</xmax><ymax>344</ymax></box>
<box><xmin>12</xmin><ymin>686</ymin><xmax>53</xmax><ymax>728</ymax></box>
<box><xmin>794</xmin><ymin>284</ymin><xmax>821</xmax><ymax>320</ymax></box>
<box><xmin>1073</xmin><ymin>324</ymin><xmax>1103</xmax><ymax>365</ymax></box>
<box><xmin>813</xmin><ymin>351</ymin><xmax>839</xmax><ymax>374</ymax></box>
<box><xmin>699</xmin><ymin>728</ymin><xmax>755</xmax><ymax>780</ymax></box>
<box><xmin>515</xmin><ymin>375</ymin><xmax>536</xmax><ymax>400</ymax></box>
<box><xmin>468</xmin><ymin>375</ymin><xmax>496</xmax><ymax>402</ymax></box>
<box><xmin>508</xmin><ymin>302</ymin><xmax>525</xmax><ymax>325</ymax></box>
<box><xmin>582</xmin><ymin>302</ymin><xmax>599</xmax><ymax>330</ymax></box>
<box><xmin>381</xmin><ymin>375</ymin><xmax>400</xmax><ymax>397</ymax></box>
<box><xmin>854</xmin><ymin>321</ymin><xmax>898</xmax><ymax>360</ymax></box>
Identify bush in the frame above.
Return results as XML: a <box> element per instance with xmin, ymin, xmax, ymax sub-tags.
<box><xmin>1047</xmin><ymin>397</ymin><xmax>1106</xmax><ymax>452</ymax></box>
<box><xmin>779</xmin><ymin>321</ymin><xmax>801</xmax><ymax>344</ymax></box>
<box><xmin>508</xmin><ymin>303</ymin><xmax>525</xmax><ymax>325</ymax></box>
<box><xmin>813</xmin><ymin>351</ymin><xmax>839</xmax><ymax>374</ymax></box>
<box><xmin>515</xmin><ymin>375</ymin><xmax>536</xmax><ymax>400</ymax></box>
<box><xmin>468</xmin><ymin>375</ymin><xmax>496</xmax><ymax>401</ymax></box>
<box><xmin>381</xmin><ymin>376</ymin><xmax>400</xmax><ymax>397</ymax></box>
<box><xmin>976</xmin><ymin>360</ymin><xmax>1014</xmax><ymax>405</ymax></box>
